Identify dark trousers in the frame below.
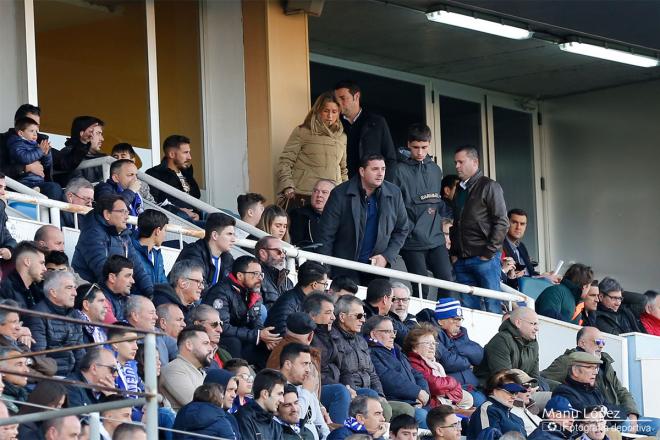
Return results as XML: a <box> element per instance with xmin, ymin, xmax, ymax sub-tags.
<box><xmin>400</xmin><ymin>246</ymin><xmax>454</xmax><ymax>299</ymax></box>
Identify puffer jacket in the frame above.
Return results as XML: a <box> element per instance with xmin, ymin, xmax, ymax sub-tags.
<box><xmin>311</xmin><ymin>325</ymin><xmax>341</xmax><ymax>385</ymax></box>
<box><xmin>7</xmin><ymin>134</ymin><xmax>53</xmax><ymax>185</ymax></box>
<box><xmin>391</xmin><ymin>155</ymin><xmax>445</xmax><ymax>250</ymax></box>
<box><xmin>407</xmin><ymin>350</ymin><xmax>463</xmax><ymax>405</ymax></box>
<box><xmin>175</xmin><ymin>238</ymin><xmax>234</xmax><ymax>289</ymax></box>
<box><xmin>367</xmin><ymin>340</ymin><xmax>428</xmax><ymax>404</ymax></box>
<box><xmin>450</xmin><ymin>170</ymin><xmax>508</xmax><ymax>259</ymax></box>
<box><xmin>467</xmin><ymin>397</ymin><xmax>526</xmax><ymax>440</ymax></box>
<box><xmin>260</xmin><ymin>264</ymin><xmax>294</xmax><ymax>309</ymax></box>
<box><xmin>25</xmin><ymin>298</ymin><xmax>85</xmax><ymax>376</ymax></box>
<box><xmin>71</xmin><ymin>211</ymin><xmax>153</xmax><ymax>296</ymax></box>
<box><xmin>202</xmin><ymin>274</ymin><xmax>263</xmax><ymax>344</ymax></box>
<box><xmin>277</xmin><ymin>125</ymin><xmax>348</xmax><ymax>195</ymax></box>
<box><xmin>541</xmin><ymin>347</ymin><xmax>639</xmax><ymax>415</ymax></box>
<box><xmin>331</xmin><ymin>326</ymin><xmax>383</xmax><ymax>394</ymax></box>
<box><xmin>475</xmin><ymin>318</ymin><xmax>539</xmax><ymax>386</ymax></box>
<box><xmin>173</xmin><ymin>401</ymin><xmax>238</xmax><ymax>440</ymax></box>
<box><xmin>535</xmin><ymin>278</ymin><xmax>583</xmax><ymax>324</ymax></box>
<box><xmin>131</xmin><ymin>237</ymin><xmax>168</xmax><ymax>286</ymax></box>
<box><xmin>264</xmin><ymin>286</ymin><xmax>306</xmax><ymax>336</ymax></box>
<box><xmin>235</xmin><ymin>399</ymin><xmax>283</xmax><ymax>440</ymax></box>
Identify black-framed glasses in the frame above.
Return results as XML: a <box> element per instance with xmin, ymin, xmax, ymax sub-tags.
<box><xmin>604</xmin><ymin>294</ymin><xmax>623</xmax><ymax>302</ymax></box>
<box><xmin>374</xmin><ymin>328</ymin><xmax>397</xmax><ymax>336</ymax></box>
<box><xmin>392</xmin><ymin>297</ymin><xmax>410</xmax><ymax>303</ymax></box>
<box><xmin>439</xmin><ymin>421</ymin><xmax>461</xmax><ymax>429</ymax></box>
<box><xmin>71</xmin><ymin>192</ymin><xmax>94</xmax><ymax>205</ymax></box>
<box><xmin>185</xmin><ymin>277</ymin><xmax>206</xmax><ymax>288</ymax></box>
<box><xmin>96</xmin><ymin>363</ymin><xmax>119</xmax><ymax>375</ymax></box>
<box><xmin>240</xmin><ymin>271</ymin><xmax>264</xmax><ymax>279</ymax></box>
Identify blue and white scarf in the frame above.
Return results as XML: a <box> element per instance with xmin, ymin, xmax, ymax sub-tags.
<box><xmin>344</xmin><ymin>417</ymin><xmax>368</xmax><ymax>433</ymax></box>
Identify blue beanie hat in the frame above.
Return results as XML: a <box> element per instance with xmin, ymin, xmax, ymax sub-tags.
<box><xmin>435</xmin><ymin>298</ymin><xmax>462</xmax><ymax>321</ymax></box>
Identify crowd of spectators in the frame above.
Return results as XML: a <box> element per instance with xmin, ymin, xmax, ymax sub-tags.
<box><xmin>0</xmin><ymin>88</ymin><xmax>656</xmax><ymax>440</ymax></box>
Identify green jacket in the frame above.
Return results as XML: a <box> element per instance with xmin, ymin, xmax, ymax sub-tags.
<box><xmin>540</xmin><ymin>348</ymin><xmax>639</xmax><ymax>416</ymax></box>
<box><xmin>475</xmin><ymin>319</ymin><xmax>540</xmax><ymax>386</ymax></box>
<box><xmin>535</xmin><ymin>278</ymin><xmax>582</xmax><ymax>324</ymax></box>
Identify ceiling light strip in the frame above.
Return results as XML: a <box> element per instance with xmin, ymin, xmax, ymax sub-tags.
<box><xmin>426</xmin><ymin>10</ymin><xmax>533</xmax><ymax>40</ymax></box>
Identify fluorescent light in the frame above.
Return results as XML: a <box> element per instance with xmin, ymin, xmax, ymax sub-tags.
<box><xmin>426</xmin><ymin>10</ymin><xmax>532</xmax><ymax>40</ymax></box>
<box><xmin>559</xmin><ymin>42</ymin><xmax>659</xmax><ymax>68</ymax></box>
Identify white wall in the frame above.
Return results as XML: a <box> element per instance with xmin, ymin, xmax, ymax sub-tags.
<box><xmin>199</xmin><ymin>0</ymin><xmax>249</xmax><ymax>210</ymax></box>
<box><xmin>0</xmin><ymin>0</ymin><xmax>28</xmax><ymax>125</ymax></box>
<box><xmin>542</xmin><ymin>80</ymin><xmax>660</xmax><ymax>292</ymax></box>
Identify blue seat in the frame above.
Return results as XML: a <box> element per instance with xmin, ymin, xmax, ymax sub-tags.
<box><xmin>518</xmin><ymin>276</ymin><xmax>553</xmax><ymax>300</ymax></box>
<box><xmin>8</xmin><ymin>202</ymin><xmax>38</xmax><ymax>220</ymax></box>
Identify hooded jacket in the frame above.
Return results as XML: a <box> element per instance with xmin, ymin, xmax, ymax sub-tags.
<box><xmin>391</xmin><ymin>155</ymin><xmax>446</xmax><ymax>250</ymax></box>
<box><xmin>541</xmin><ymin>348</ymin><xmax>638</xmax><ymax>415</ymax></box>
<box><xmin>202</xmin><ymin>274</ymin><xmax>263</xmax><ymax>344</ymax></box>
<box><xmin>7</xmin><ymin>133</ymin><xmax>52</xmax><ymax>185</ymax></box>
<box><xmin>175</xmin><ymin>238</ymin><xmax>234</xmax><ymax>289</ymax></box>
<box><xmin>235</xmin><ymin>399</ymin><xmax>283</xmax><ymax>440</ymax></box>
<box><xmin>172</xmin><ymin>401</ymin><xmax>238</xmax><ymax>440</ymax></box>
<box><xmin>367</xmin><ymin>340</ymin><xmax>429</xmax><ymax>404</ymax></box>
<box><xmin>475</xmin><ymin>319</ymin><xmax>540</xmax><ymax>386</ymax></box>
<box><xmin>450</xmin><ymin>170</ymin><xmax>508</xmax><ymax>259</ymax></box>
<box><xmin>71</xmin><ymin>210</ymin><xmax>153</xmax><ymax>296</ymax></box>
<box><xmin>536</xmin><ymin>278</ymin><xmax>583</xmax><ymax>324</ymax></box>
<box><xmin>331</xmin><ymin>326</ymin><xmax>384</xmax><ymax>394</ymax></box>
<box><xmin>277</xmin><ymin>125</ymin><xmax>348</xmax><ymax>195</ymax></box>
<box><xmin>467</xmin><ymin>397</ymin><xmax>526</xmax><ymax>440</ymax></box>
<box><xmin>145</xmin><ymin>159</ymin><xmax>201</xmax><ymax>211</ymax></box>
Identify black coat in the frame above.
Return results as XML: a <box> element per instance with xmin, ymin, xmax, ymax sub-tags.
<box><xmin>0</xmin><ymin>129</ymin><xmax>26</xmax><ymax>179</ymax></box>
<box><xmin>0</xmin><ymin>270</ymin><xmax>43</xmax><ymax>309</ymax></box>
<box><xmin>24</xmin><ymin>298</ymin><xmax>85</xmax><ymax>376</ymax></box>
<box><xmin>53</xmin><ymin>137</ymin><xmax>97</xmax><ymax>185</ymax></box>
<box><xmin>152</xmin><ymin>283</ymin><xmax>193</xmax><ymax>320</ymax></box>
<box><xmin>173</xmin><ymin>401</ymin><xmax>238</xmax><ymax>440</ymax></box>
<box><xmin>145</xmin><ymin>159</ymin><xmax>201</xmax><ymax>211</ymax></box>
<box><xmin>235</xmin><ymin>399</ymin><xmax>283</xmax><ymax>440</ymax></box>
<box><xmin>331</xmin><ymin>326</ymin><xmax>384</xmax><ymax>394</ymax></box>
<box><xmin>175</xmin><ymin>239</ymin><xmax>233</xmax><ymax>289</ymax></box>
<box><xmin>340</xmin><ymin>109</ymin><xmax>397</xmax><ymax>180</ymax></box>
<box><xmin>311</xmin><ymin>325</ymin><xmax>341</xmax><ymax>385</ymax></box>
<box><xmin>450</xmin><ymin>170</ymin><xmax>508</xmax><ymax>259</ymax></box>
<box><xmin>0</xmin><ymin>200</ymin><xmax>17</xmax><ymax>250</ymax></box>
<box><xmin>317</xmin><ymin>176</ymin><xmax>409</xmax><ymax>269</ymax></box>
<box><xmin>264</xmin><ymin>286</ymin><xmax>306</xmax><ymax>336</ymax></box>
<box><xmin>391</xmin><ymin>155</ymin><xmax>446</xmax><ymax>251</ymax></box>
<box><xmin>594</xmin><ymin>304</ymin><xmax>642</xmax><ymax>336</ymax></box>
<box><xmin>260</xmin><ymin>264</ymin><xmax>294</xmax><ymax>309</ymax></box>
<box><xmin>202</xmin><ymin>275</ymin><xmax>263</xmax><ymax>344</ymax></box>
<box><xmin>289</xmin><ymin>206</ymin><xmax>322</xmax><ymax>246</ymax></box>
<box><xmin>65</xmin><ymin>370</ymin><xmax>99</xmax><ymax>408</ymax></box>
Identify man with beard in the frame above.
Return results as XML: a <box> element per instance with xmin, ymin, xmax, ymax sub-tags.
<box><xmin>255</xmin><ymin>235</ymin><xmax>294</xmax><ymax>308</ymax></box>
<box><xmin>146</xmin><ymin>134</ymin><xmax>202</xmax><ymax>222</ymax></box>
<box><xmin>289</xmin><ymin>179</ymin><xmax>336</xmax><ymax>246</ymax></box>
<box><xmin>160</xmin><ymin>325</ymin><xmax>214</xmax><ymax>410</ymax></box>
<box><xmin>276</xmin><ymin>384</ymin><xmax>315</xmax><ymax>440</ymax></box>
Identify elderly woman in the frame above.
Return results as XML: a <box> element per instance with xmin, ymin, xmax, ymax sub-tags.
<box><xmin>466</xmin><ymin>370</ymin><xmax>527</xmax><ymax>440</ymax></box>
<box><xmin>363</xmin><ymin>316</ymin><xmax>429</xmax><ymax>428</ymax></box>
<box><xmin>277</xmin><ymin>91</ymin><xmax>347</xmax><ymax>210</ymax></box>
<box><xmin>403</xmin><ymin>324</ymin><xmax>473</xmax><ymax>410</ymax></box>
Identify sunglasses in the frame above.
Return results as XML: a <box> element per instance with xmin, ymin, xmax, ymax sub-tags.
<box><xmin>595</xmin><ymin>338</ymin><xmax>606</xmax><ymax>347</ymax></box>
<box><xmin>346</xmin><ymin>313</ymin><xmax>366</xmax><ymax>320</ymax></box>
<box><xmin>96</xmin><ymin>363</ymin><xmax>119</xmax><ymax>375</ymax></box>
<box><xmin>82</xmin><ymin>283</ymin><xmax>101</xmax><ymax>301</ymax></box>
<box><xmin>204</xmin><ymin>320</ymin><xmax>223</xmax><ymax>329</ymax></box>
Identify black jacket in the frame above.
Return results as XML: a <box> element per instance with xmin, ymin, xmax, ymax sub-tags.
<box><xmin>260</xmin><ymin>264</ymin><xmax>294</xmax><ymax>309</ymax></box>
<box><xmin>311</xmin><ymin>325</ymin><xmax>341</xmax><ymax>385</ymax></box>
<box><xmin>53</xmin><ymin>137</ymin><xmax>97</xmax><ymax>185</ymax></box>
<box><xmin>175</xmin><ymin>239</ymin><xmax>234</xmax><ymax>289</ymax></box>
<box><xmin>594</xmin><ymin>304</ymin><xmax>642</xmax><ymax>336</ymax></box>
<box><xmin>340</xmin><ymin>109</ymin><xmax>397</xmax><ymax>180</ymax></box>
<box><xmin>146</xmin><ymin>159</ymin><xmax>201</xmax><ymax>211</ymax></box>
<box><xmin>25</xmin><ymin>298</ymin><xmax>85</xmax><ymax>376</ymax></box>
<box><xmin>391</xmin><ymin>155</ymin><xmax>446</xmax><ymax>250</ymax></box>
<box><xmin>0</xmin><ymin>129</ymin><xmax>27</xmax><ymax>179</ymax></box>
<box><xmin>0</xmin><ymin>200</ymin><xmax>17</xmax><ymax>250</ymax></box>
<box><xmin>450</xmin><ymin>170</ymin><xmax>508</xmax><ymax>259</ymax></box>
<box><xmin>264</xmin><ymin>286</ymin><xmax>306</xmax><ymax>336</ymax></box>
<box><xmin>0</xmin><ymin>270</ymin><xmax>44</xmax><ymax>309</ymax></box>
<box><xmin>152</xmin><ymin>283</ymin><xmax>192</xmax><ymax>320</ymax></box>
<box><xmin>202</xmin><ymin>274</ymin><xmax>263</xmax><ymax>344</ymax></box>
<box><xmin>289</xmin><ymin>206</ymin><xmax>322</xmax><ymax>246</ymax></box>
<box><xmin>318</xmin><ymin>176</ymin><xmax>410</xmax><ymax>267</ymax></box>
<box><xmin>331</xmin><ymin>326</ymin><xmax>384</xmax><ymax>394</ymax></box>
<box><xmin>235</xmin><ymin>399</ymin><xmax>283</xmax><ymax>440</ymax></box>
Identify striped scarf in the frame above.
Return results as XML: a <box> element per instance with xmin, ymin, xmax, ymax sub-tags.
<box><xmin>344</xmin><ymin>417</ymin><xmax>368</xmax><ymax>433</ymax></box>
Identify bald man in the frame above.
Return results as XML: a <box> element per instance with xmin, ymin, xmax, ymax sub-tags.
<box><xmin>34</xmin><ymin>225</ymin><xmax>64</xmax><ymax>252</ymax></box>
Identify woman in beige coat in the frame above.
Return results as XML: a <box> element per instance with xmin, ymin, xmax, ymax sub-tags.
<box><xmin>277</xmin><ymin>91</ymin><xmax>348</xmax><ymax>210</ymax></box>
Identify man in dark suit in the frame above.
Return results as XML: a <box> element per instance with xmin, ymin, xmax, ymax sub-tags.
<box><xmin>334</xmin><ymin>80</ymin><xmax>397</xmax><ymax>180</ymax></box>
<box><xmin>503</xmin><ymin>208</ymin><xmax>559</xmax><ymax>289</ymax></box>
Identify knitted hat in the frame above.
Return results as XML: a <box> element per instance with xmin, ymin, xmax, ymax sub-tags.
<box><xmin>286</xmin><ymin>312</ymin><xmax>317</xmax><ymax>335</ymax></box>
<box><xmin>435</xmin><ymin>298</ymin><xmax>462</xmax><ymax>321</ymax></box>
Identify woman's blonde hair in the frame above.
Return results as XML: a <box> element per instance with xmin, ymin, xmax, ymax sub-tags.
<box><xmin>258</xmin><ymin>204</ymin><xmax>290</xmax><ymax>242</ymax></box>
<box><xmin>302</xmin><ymin>91</ymin><xmax>343</xmax><ymax>136</ymax></box>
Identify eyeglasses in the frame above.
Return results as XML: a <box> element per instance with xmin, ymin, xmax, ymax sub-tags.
<box><xmin>314</xmin><ymin>280</ymin><xmax>329</xmax><ymax>288</ymax></box>
<box><xmin>82</xmin><ymin>283</ymin><xmax>101</xmax><ymax>301</ymax></box>
<box><xmin>345</xmin><ymin>313</ymin><xmax>366</xmax><ymax>320</ymax></box>
<box><xmin>240</xmin><ymin>271</ymin><xmax>264</xmax><ymax>279</ymax></box>
<box><xmin>203</xmin><ymin>320</ymin><xmax>223</xmax><ymax>329</ymax></box>
<box><xmin>575</xmin><ymin>364</ymin><xmax>600</xmax><ymax>372</ymax></box>
<box><xmin>604</xmin><ymin>294</ymin><xmax>623</xmax><ymax>302</ymax></box>
<box><xmin>439</xmin><ymin>422</ymin><xmax>462</xmax><ymax>429</ymax></box>
<box><xmin>111</xmin><ymin>209</ymin><xmax>130</xmax><ymax>215</ymax></box>
<box><xmin>595</xmin><ymin>338</ymin><xmax>606</xmax><ymax>347</ymax></box>
<box><xmin>374</xmin><ymin>329</ymin><xmax>397</xmax><ymax>336</ymax></box>
<box><xmin>416</xmin><ymin>341</ymin><xmax>437</xmax><ymax>347</ymax></box>
<box><xmin>185</xmin><ymin>277</ymin><xmax>206</xmax><ymax>288</ymax></box>
<box><xmin>96</xmin><ymin>363</ymin><xmax>119</xmax><ymax>375</ymax></box>
<box><xmin>392</xmin><ymin>297</ymin><xmax>410</xmax><ymax>303</ymax></box>
<box><xmin>263</xmin><ymin>247</ymin><xmax>285</xmax><ymax>256</ymax></box>
<box><xmin>237</xmin><ymin>373</ymin><xmax>254</xmax><ymax>382</ymax></box>
<box><xmin>71</xmin><ymin>193</ymin><xmax>94</xmax><ymax>205</ymax></box>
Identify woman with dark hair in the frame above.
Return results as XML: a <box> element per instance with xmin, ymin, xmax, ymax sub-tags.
<box><xmin>17</xmin><ymin>381</ymin><xmax>67</xmax><ymax>438</ymax></box>
<box><xmin>466</xmin><ymin>370</ymin><xmax>527</xmax><ymax>440</ymax></box>
<box><xmin>258</xmin><ymin>204</ymin><xmax>290</xmax><ymax>243</ymax></box>
<box><xmin>277</xmin><ymin>91</ymin><xmax>347</xmax><ymax>211</ymax></box>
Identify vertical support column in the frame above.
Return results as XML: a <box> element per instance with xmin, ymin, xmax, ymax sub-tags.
<box><xmin>89</xmin><ymin>412</ymin><xmax>100</xmax><ymax>440</ymax></box>
<box><xmin>242</xmin><ymin>0</ymin><xmax>311</xmax><ymax>200</ymax></box>
<box><xmin>24</xmin><ymin>0</ymin><xmax>38</xmax><ymax>104</ymax></box>
<box><xmin>143</xmin><ymin>332</ymin><xmax>158</xmax><ymax>439</ymax></box>
<box><xmin>145</xmin><ymin>0</ymin><xmax>161</xmax><ymax>169</ymax></box>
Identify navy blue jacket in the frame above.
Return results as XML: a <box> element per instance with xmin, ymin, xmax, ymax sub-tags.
<box><xmin>131</xmin><ymin>236</ymin><xmax>168</xmax><ymax>286</ymax></box>
<box><xmin>65</xmin><ymin>370</ymin><xmax>99</xmax><ymax>408</ymax></box>
<box><xmin>7</xmin><ymin>133</ymin><xmax>53</xmax><ymax>185</ymax></box>
<box><xmin>502</xmin><ymin>239</ymin><xmax>539</xmax><ymax>289</ymax></box>
<box><xmin>71</xmin><ymin>211</ymin><xmax>153</xmax><ymax>296</ymax></box>
<box><xmin>173</xmin><ymin>401</ymin><xmax>239</xmax><ymax>440</ymax></box>
<box><xmin>467</xmin><ymin>397</ymin><xmax>526</xmax><ymax>440</ymax></box>
<box><xmin>94</xmin><ymin>179</ymin><xmax>143</xmax><ymax>218</ymax></box>
<box><xmin>264</xmin><ymin>286</ymin><xmax>306</xmax><ymax>336</ymax></box>
<box><xmin>528</xmin><ymin>421</ymin><xmax>573</xmax><ymax>440</ymax></box>
<box><xmin>367</xmin><ymin>340</ymin><xmax>428</xmax><ymax>404</ymax></box>
<box><xmin>552</xmin><ymin>377</ymin><xmax>628</xmax><ymax>420</ymax></box>
<box><xmin>100</xmin><ymin>282</ymin><xmax>128</xmax><ymax>322</ymax></box>
<box><xmin>328</xmin><ymin>426</ymin><xmax>385</xmax><ymax>440</ymax></box>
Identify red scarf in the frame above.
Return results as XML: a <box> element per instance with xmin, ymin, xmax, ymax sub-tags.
<box><xmin>640</xmin><ymin>313</ymin><xmax>660</xmax><ymax>336</ymax></box>
<box><xmin>228</xmin><ymin>273</ymin><xmax>262</xmax><ymax>309</ymax></box>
